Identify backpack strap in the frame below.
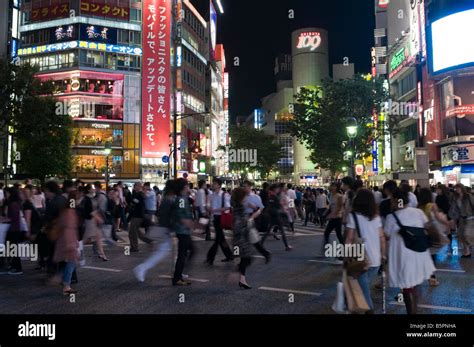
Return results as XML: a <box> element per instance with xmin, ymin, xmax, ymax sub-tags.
<box><xmin>391</xmin><ymin>211</ymin><xmax>403</xmax><ymax>229</ymax></box>
<box><xmin>351</xmin><ymin>212</ymin><xmax>362</xmax><ymax>238</ymax></box>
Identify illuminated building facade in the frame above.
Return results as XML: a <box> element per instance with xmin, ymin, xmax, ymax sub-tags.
<box><xmin>18</xmin><ymin>0</ymin><xmax>142</xmax><ymax>182</ymax></box>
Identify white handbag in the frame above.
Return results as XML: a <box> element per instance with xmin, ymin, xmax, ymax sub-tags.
<box><xmin>19</xmin><ymin>211</ymin><xmax>28</xmax><ymax>232</ymax></box>
<box><xmin>247</xmin><ymin>219</ymin><xmax>261</xmax><ymax>244</ymax></box>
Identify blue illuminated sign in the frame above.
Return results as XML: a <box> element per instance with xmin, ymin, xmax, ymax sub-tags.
<box><xmin>10</xmin><ymin>39</ymin><xmax>18</xmax><ymax>58</ymax></box>
<box><xmin>17</xmin><ymin>41</ymin><xmax>142</xmax><ymax>56</ymax></box>
<box><xmin>372</xmin><ymin>140</ymin><xmax>378</xmax><ymax>173</ymax></box>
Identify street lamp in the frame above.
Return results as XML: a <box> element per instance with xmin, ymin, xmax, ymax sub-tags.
<box><xmin>104</xmin><ymin>142</ymin><xmax>112</xmax><ymax>190</ymax></box>
<box><xmin>346</xmin><ymin>117</ymin><xmax>358</xmax><ymax>179</ymax></box>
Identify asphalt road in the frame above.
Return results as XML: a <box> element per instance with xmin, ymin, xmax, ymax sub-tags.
<box><xmin>1</xmin><ymin>220</ymin><xmax>473</xmax><ymax>315</ymax></box>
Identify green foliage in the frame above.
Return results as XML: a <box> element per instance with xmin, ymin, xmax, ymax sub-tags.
<box><xmin>292</xmin><ymin>75</ymin><xmax>391</xmax><ymax>174</ymax></box>
<box><xmin>224</xmin><ymin>126</ymin><xmax>281</xmax><ymax>179</ymax></box>
<box><xmin>0</xmin><ymin>60</ymin><xmax>72</xmax><ymax>182</ymax></box>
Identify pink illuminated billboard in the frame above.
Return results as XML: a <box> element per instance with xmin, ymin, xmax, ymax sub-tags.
<box><xmin>142</xmin><ymin>0</ymin><xmax>171</xmax><ymax>158</ymax></box>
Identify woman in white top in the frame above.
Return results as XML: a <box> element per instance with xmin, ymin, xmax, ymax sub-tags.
<box><xmin>345</xmin><ymin>189</ymin><xmax>386</xmax><ymax>312</ymax></box>
<box><xmin>384</xmin><ymin>188</ymin><xmax>436</xmax><ymax>314</ymax></box>
<box><xmin>31</xmin><ymin>186</ymin><xmax>46</xmax><ymax>215</ymax></box>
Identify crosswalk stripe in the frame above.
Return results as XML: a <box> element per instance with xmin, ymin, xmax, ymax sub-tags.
<box><xmin>158</xmin><ymin>275</ymin><xmax>209</xmax><ymax>283</ymax></box>
<box><xmin>81</xmin><ymin>266</ymin><xmax>123</xmax><ymax>272</ymax></box>
<box><xmin>308</xmin><ymin>259</ymin><xmax>343</xmax><ymax>265</ymax></box>
<box><xmin>258</xmin><ymin>286</ymin><xmax>322</xmax><ymax>296</ymax></box>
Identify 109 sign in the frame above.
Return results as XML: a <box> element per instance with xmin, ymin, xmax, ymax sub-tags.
<box><xmin>296</xmin><ymin>32</ymin><xmax>321</xmax><ymax>51</ymax></box>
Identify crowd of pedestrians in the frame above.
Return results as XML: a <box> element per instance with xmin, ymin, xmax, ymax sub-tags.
<box><xmin>0</xmin><ymin>176</ymin><xmax>472</xmax><ymax>314</ymax></box>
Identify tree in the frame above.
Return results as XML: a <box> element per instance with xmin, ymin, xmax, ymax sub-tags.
<box><xmin>0</xmin><ymin>60</ymin><xmax>72</xmax><ymax>182</ymax></box>
<box><xmin>223</xmin><ymin>126</ymin><xmax>281</xmax><ymax>180</ymax></box>
<box><xmin>291</xmin><ymin>75</ymin><xmax>392</xmax><ymax>175</ymax></box>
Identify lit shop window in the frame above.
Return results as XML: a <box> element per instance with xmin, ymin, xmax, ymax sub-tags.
<box><xmin>72</xmin><ymin>127</ymin><xmax>123</xmax><ymax>147</ymax></box>
<box><xmin>52</xmin><ymin>77</ymin><xmax>123</xmax><ymax>96</ymax></box>
<box><xmin>74</xmin><ymin>155</ymin><xmax>123</xmax><ymax>174</ymax></box>
<box><xmin>60</xmin><ymin>98</ymin><xmax>123</xmax><ymax>121</ymax></box>
<box><xmin>23</xmin><ymin>52</ymin><xmax>78</xmax><ymax>71</ymax></box>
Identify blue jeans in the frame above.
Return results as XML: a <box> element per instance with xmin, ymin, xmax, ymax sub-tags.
<box><xmin>62</xmin><ymin>262</ymin><xmax>76</xmax><ymax>286</ymax></box>
<box><xmin>357</xmin><ymin>266</ymin><xmax>378</xmax><ymax>310</ymax></box>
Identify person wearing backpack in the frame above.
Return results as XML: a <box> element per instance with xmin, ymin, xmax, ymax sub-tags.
<box><xmin>383</xmin><ymin>188</ymin><xmax>435</xmax><ymax>314</ymax></box>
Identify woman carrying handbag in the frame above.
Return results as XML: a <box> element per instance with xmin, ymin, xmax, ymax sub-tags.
<box><xmin>344</xmin><ymin>189</ymin><xmax>386</xmax><ymax>313</ymax></box>
<box><xmin>232</xmin><ymin>187</ymin><xmax>260</xmax><ymax>289</ymax></box>
<box><xmin>417</xmin><ymin>188</ymin><xmax>450</xmax><ymax>287</ymax></box>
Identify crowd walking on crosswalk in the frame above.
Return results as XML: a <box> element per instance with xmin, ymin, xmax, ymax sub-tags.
<box><xmin>0</xmin><ymin>175</ymin><xmax>472</xmax><ymax>314</ymax></box>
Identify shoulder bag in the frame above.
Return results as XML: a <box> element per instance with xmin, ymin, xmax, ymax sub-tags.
<box><xmin>343</xmin><ymin>212</ymin><xmax>369</xmax><ymax>278</ymax></box>
<box><xmin>220</xmin><ymin>193</ymin><xmax>233</xmax><ymax>230</ymax></box>
<box><xmin>392</xmin><ymin>211</ymin><xmax>429</xmax><ymax>252</ymax></box>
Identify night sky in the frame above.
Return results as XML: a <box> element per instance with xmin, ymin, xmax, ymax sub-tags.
<box><xmin>192</xmin><ymin>0</ymin><xmax>375</xmax><ymax>121</ymax></box>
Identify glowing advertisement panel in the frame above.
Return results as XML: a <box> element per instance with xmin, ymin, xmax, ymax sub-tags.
<box><xmin>431</xmin><ymin>9</ymin><xmax>474</xmax><ymax>73</ymax></box>
<box><xmin>142</xmin><ymin>0</ymin><xmax>172</xmax><ymax>159</ymax></box>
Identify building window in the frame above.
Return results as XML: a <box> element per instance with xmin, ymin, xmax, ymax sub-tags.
<box><xmin>130</xmin><ymin>8</ymin><xmax>142</xmax><ymax>23</ymax></box>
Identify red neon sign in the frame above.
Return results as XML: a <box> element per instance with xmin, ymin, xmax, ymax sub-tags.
<box><xmin>142</xmin><ymin>0</ymin><xmax>171</xmax><ymax>159</ymax></box>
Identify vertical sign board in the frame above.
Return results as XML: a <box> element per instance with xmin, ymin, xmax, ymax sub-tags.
<box><xmin>142</xmin><ymin>0</ymin><xmax>171</xmax><ymax>158</ymax></box>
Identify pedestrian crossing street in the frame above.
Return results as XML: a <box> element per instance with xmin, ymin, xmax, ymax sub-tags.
<box><xmin>192</xmin><ymin>221</ymin><xmax>324</xmax><ymax>242</ymax></box>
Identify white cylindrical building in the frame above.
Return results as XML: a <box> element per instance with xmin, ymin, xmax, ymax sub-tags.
<box><xmin>291</xmin><ymin>28</ymin><xmax>329</xmax><ymax>184</ymax></box>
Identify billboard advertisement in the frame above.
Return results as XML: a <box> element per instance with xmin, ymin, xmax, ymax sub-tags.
<box><xmin>210</xmin><ymin>2</ymin><xmax>217</xmax><ymax>59</ymax></box>
<box><xmin>142</xmin><ymin>0</ymin><xmax>171</xmax><ymax>159</ymax></box>
<box><xmin>430</xmin><ymin>9</ymin><xmax>474</xmax><ymax>74</ymax></box>
<box><xmin>31</xmin><ymin>4</ymin><xmax>69</xmax><ymax>22</ymax></box>
<box><xmin>79</xmin><ymin>24</ymin><xmax>117</xmax><ymax>44</ymax></box>
<box><xmin>80</xmin><ymin>0</ymin><xmax>129</xmax><ymax>20</ymax></box>
<box><xmin>50</xmin><ymin>25</ymin><xmax>77</xmax><ymax>43</ymax></box>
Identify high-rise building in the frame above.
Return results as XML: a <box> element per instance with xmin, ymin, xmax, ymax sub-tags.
<box><xmin>261</xmin><ymin>54</ymin><xmax>294</xmax><ymax>181</ymax></box>
<box><xmin>373</xmin><ymin>0</ymin><xmax>474</xmax><ymax>187</ymax></box>
<box><xmin>0</xmin><ymin>0</ymin><xmax>21</xmax><ymax>61</ymax></box>
<box><xmin>292</xmin><ymin>28</ymin><xmax>329</xmax><ymax>184</ymax></box>
<box><xmin>0</xmin><ymin>0</ymin><xmax>22</xmax><ymax>182</ymax></box>
<box><xmin>18</xmin><ymin>0</ymin><xmax>143</xmax><ymax>183</ymax></box>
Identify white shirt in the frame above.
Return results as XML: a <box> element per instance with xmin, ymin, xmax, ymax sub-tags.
<box><xmin>287</xmin><ymin>189</ymin><xmax>297</xmax><ymax>201</ymax></box>
<box><xmin>346</xmin><ymin>213</ymin><xmax>382</xmax><ymax>268</ymax></box>
<box><xmin>373</xmin><ymin>191</ymin><xmax>382</xmax><ymax>205</ymax></box>
<box><xmin>384</xmin><ymin>207</ymin><xmax>435</xmax><ymax>288</ymax></box>
<box><xmin>195</xmin><ymin>188</ymin><xmax>207</xmax><ymax>213</ymax></box>
<box><xmin>316</xmin><ymin>194</ymin><xmax>328</xmax><ymax>209</ymax></box>
<box><xmin>408</xmin><ymin>192</ymin><xmax>418</xmax><ymax>208</ymax></box>
<box><xmin>244</xmin><ymin>193</ymin><xmax>264</xmax><ymax>215</ymax></box>
<box><xmin>209</xmin><ymin>191</ymin><xmax>230</xmax><ymax>216</ymax></box>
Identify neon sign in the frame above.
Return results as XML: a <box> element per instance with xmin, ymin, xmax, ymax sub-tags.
<box><xmin>296</xmin><ymin>32</ymin><xmax>321</xmax><ymax>51</ymax></box>
<box><xmin>378</xmin><ymin>0</ymin><xmax>390</xmax><ymax>8</ymax></box>
<box><xmin>17</xmin><ymin>41</ymin><xmax>142</xmax><ymax>56</ymax></box>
